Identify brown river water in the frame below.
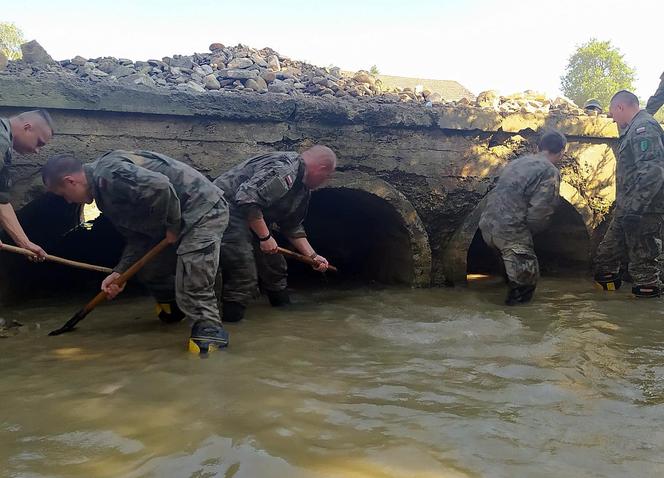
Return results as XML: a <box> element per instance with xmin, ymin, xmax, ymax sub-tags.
<box><xmin>1</xmin><ymin>276</ymin><xmax>663</xmax><ymax>478</ymax></box>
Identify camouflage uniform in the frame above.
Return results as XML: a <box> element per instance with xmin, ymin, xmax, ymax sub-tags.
<box><xmin>646</xmin><ymin>71</ymin><xmax>664</xmax><ymax>116</ymax></box>
<box><xmin>595</xmin><ymin>110</ymin><xmax>664</xmax><ymax>287</ymax></box>
<box><xmin>0</xmin><ymin>118</ymin><xmax>14</xmax><ymax>205</ymax></box>
<box><xmin>213</xmin><ymin>152</ymin><xmax>310</xmax><ymax>306</ymax></box>
<box><xmin>85</xmin><ymin>150</ymin><xmax>229</xmax><ymax>325</ymax></box>
<box><xmin>479</xmin><ymin>152</ymin><xmax>561</xmax><ymax>287</ymax></box>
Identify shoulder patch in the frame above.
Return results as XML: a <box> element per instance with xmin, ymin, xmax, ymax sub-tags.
<box><xmin>640</xmin><ymin>139</ymin><xmax>650</xmax><ymax>152</ymax></box>
<box><xmin>636</xmin><ymin>126</ymin><xmax>646</xmax><ymax>134</ymax></box>
<box><xmin>284</xmin><ymin>174</ymin><xmax>294</xmax><ymax>188</ymax></box>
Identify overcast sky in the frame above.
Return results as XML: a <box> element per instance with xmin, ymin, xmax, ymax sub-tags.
<box><xmin>5</xmin><ymin>0</ymin><xmax>663</xmax><ymax>100</ymax></box>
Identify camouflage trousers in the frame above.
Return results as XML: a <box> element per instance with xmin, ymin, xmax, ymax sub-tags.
<box><xmin>481</xmin><ymin>229</ymin><xmax>539</xmax><ymax>287</ymax></box>
<box><xmin>594</xmin><ymin>214</ymin><xmax>664</xmax><ymax>287</ymax></box>
<box><xmin>217</xmin><ymin>207</ymin><xmax>288</xmax><ymax>307</ymax></box>
<box><xmin>136</xmin><ymin>203</ymin><xmax>228</xmax><ymax>325</ymax></box>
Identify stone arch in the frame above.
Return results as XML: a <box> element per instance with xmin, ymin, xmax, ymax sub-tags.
<box><xmin>301</xmin><ymin>171</ymin><xmax>431</xmax><ymax>287</ymax></box>
<box><xmin>441</xmin><ymin>181</ymin><xmax>592</xmax><ymax>285</ymax></box>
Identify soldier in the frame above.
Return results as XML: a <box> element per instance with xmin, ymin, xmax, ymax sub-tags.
<box><xmin>594</xmin><ymin>90</ymin><xmax>664</xmax><ymax>298</ymax></box>
<box><xmin>479</xmin><ymin>130</ymin><xmax>567</xmax><ymax>305</ymax></box>
<box><xmin>1</xmin><ymin>110</ymin><xmax>54</xmax><ymax>259</ymax></box>
<box><xmin>584</xmin><ymin>99</ymin><xmax>603</xmax><ymax>115</ymax></box>
<box><xmin>214</xmin><ymin>145</ymin><xmax>336</xmax><ymax>322</ymax></box>
<box><xmin>42</xmin><ymin>150</ymin><xmax>230</xmax><ymax>353</ymax></box>
<box><xmin>646</xmin><ymin>71</ymin><xmax>664</xmax><ymax>116</ymax></box>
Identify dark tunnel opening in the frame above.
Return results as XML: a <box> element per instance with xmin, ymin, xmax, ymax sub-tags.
<box><xmin>0</xmin><ymin>194</ymin><xmax>125</xmax><ymax>304</ymax></box>
<box><xmin>1</xmin><ymin>187</ymin><xmax>419</xmax><ymax>304</ymax></box>
<box><xmin>466</xmin><ymin>199</ymin><xmax>590</xmax><ymax>278</ymax></box>
<box><xmin>285</xmin><ymin>188</ymin><xmax>416</xmax><ymax>288</ymax></box>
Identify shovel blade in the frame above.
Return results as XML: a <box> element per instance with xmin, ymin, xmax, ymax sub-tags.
<box><xmin>48</xmin><ymin>309</ymin><xmax>86</xmax><ymax>336</ymax></box>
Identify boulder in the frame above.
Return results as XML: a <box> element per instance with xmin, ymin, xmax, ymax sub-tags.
<box><xmin>227</xmin><ymin>58</ymin><xmax>253</xmax><ymax>69</ymax></box>
<box><xmin>20</xmin><ymin>40</ymin><xmax>55</xmax><ymax>64</ymax></box>
<box><xmin>204</xmin><ymin>74</ymin><xmax>221</xmax><ymax>90</ymax></box>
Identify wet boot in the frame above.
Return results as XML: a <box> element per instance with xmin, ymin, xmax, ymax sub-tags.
<box><xmin>222</xmin><ymin>301</ymin><xmax>246</xmax><ymax>322</ymax></box>
<box><xmin>156</xmin><ymin>301</ymin><xmax>186</xmax><ymax>324</ymax></box>
<box><xmin>505</xmin><ymin>282</ymin><xmax>536</xmax><ymax>306</ymax></box>
<box><xmin>267</xmin><ymin>289</ymin><xmax>291</xmax><ymax>307</ymax></box>
<box><xmin>594</xmin><ymin>272</ymin><xmax>622</xmax><ymax>291</ymax></box>
<box><xmin>632</xmin><ymin>284</ymin><xmax>661</xmax><ymax>298</ymax></box>
<box><xmin>188</xmin><ymin>320</ymin><xmax>229</xmax><ymax>355</ymax></box>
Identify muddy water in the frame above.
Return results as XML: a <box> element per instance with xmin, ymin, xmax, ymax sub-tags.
<box><xmin>1</xmin><ymin>277</ymin><xmax>664</xmax><ymax>478</ymax></box>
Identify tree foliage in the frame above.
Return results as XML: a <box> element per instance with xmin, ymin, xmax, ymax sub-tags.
<box><xmin>0</xmin><ymin>22</ymin><xmax>25</xmax><ymax>60</ymax></box>
<box><xmin>560</xmin><ymin>39</ymin><xmax>635</xmax><ymax>108</ymax></box>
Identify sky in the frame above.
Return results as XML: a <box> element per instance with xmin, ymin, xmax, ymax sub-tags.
<box><xmin>3</xmin><ymin>0</ymin><xmax>663</xmax><ymax>100</ymax></box>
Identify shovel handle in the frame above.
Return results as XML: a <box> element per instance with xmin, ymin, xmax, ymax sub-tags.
<box><xmin>84</xmin><ymin>238</ymin><xmax>172</xmax><ymax>314</ymax></box>
<box><xmin>0</xmin><ymin>243</ymin><xmax>113</xmax><ymax>274</ymax></box>
<box><xmin>48</xmin><ymin>238</ymin><xmax>172</xmax><ymax>335</ymax></box>
<box><xmin>277</xmin><ymin>247</ymin><xmax>338</xmax><ymax>273</ymax></box>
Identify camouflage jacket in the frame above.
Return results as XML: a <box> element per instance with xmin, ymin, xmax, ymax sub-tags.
<box><xmin>615</xmin><ymin>110</ymin><xmax>664</xmax><ymax>217</ymax></box>
<box><xmin>479</xmin><ymin>152</ymin><xmax>561</xmax><ymax>241</ymax></box>
<box><xmin>0</xmin><ymin>118</ymin><xmax>13</xmax><ymax>204</ymax></box>
<box><xmin>214</xmin><ymin>151</ymin><xmax>310</xmax><ymax>238</ymax></box>
<box><xmin>85</xmin><ymin>150</ymin><xmax>226</xmax><ymax>272</ymax></box>
<box><xmin>646</xmin><ymin>71</ymin><xmax>664</xmax><ymax>116</ymax></box>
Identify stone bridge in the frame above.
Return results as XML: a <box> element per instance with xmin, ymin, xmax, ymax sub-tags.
<box><xmin>0</xmin><ymin>76</ymin><xmax>620</xmax><ymax>302</ymax></box>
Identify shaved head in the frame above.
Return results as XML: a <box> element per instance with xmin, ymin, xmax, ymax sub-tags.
<box><xmin>610</xmin><ymin>90</ymin><xmax>639</xmax><ymax>108</ymax></box>
<box><xmin>303</xmin><ymin>145</ymin><xmax>337</xmax><ymax>167</ymax></box>
<box><xmin>9</xmin><ymin>109</ymin><xmax>54</xmax><ymax>154</ymax></box>
<box><xmin>302</xmin><ymin>145</ymin><xmax>337</xmax><ymax>189</ymax></box>
<box><xmin>609</xmin><ymin>90</ymin><xmax>641</xmax><ymax>129</ymax></box>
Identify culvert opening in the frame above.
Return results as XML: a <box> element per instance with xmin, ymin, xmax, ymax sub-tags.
<box><xmin>0</xmin><ymin>195</ymin><xmax>125</xmax><ymax>304</ymax></box>
<box><xmin>285</xmin><ymin>188</ymin><xmax>415</xmax><ymax>288</ymax></box>
<box><xmin>466</xmin><ymin>199</ymin><xmax>590</xmax><ymax>279</ymax></box>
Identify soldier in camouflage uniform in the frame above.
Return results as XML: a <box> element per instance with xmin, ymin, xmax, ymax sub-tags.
<box><xmin>0</xmin><ymin>110</ymin><xmax>54</xmax><ymax>259</ymax></box>
<box><xmin>646</xmin><ymin>71</ymin><xmax>664</xmax><ymax>116</ymax></box>
<box><xmin>213</xmin><ymin>145</ymin><xmax>336</xmax><ymax>322</ymax></box>
<box><xmin>479</xmin><ymin>130</ymin><xmax>567</xmax><ymax>305</ymax></box>
<box><xmin>42</xmin><ymin>150</ymin><xmax>230</xmax><ymax>352</ymax></box>
<box><xmin>595</xmin><ymin>90</ymin><xmax>664</xmax><ymax>298</ymax></box>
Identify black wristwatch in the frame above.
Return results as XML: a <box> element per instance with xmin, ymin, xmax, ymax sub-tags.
<box><xmin>258</xmin><ymin>232</ymin><xmax>272</xmax><ymax>242</ymax></box>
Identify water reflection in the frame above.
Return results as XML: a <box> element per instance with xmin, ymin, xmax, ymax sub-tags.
<box><xmin>1</xmin><ymin>278</ymin><xmax>663</xmax><ymax>477</ymax></box>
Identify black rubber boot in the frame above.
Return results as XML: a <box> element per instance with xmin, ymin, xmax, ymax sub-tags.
<box><xmin>188</xmin><ymin>320</ymin><xmax>229</xmax><ymax>355</ymax></box>
<box><xmin>156</xmin><ymin>301</ymin><xmax>186</xmax><ymax>324</ymax></box>
<box><xmin>632</xmin><ymin>284</ymin><xmax>661</xmax><ymax>298</ymax></box>
<box><xmin>594</xmin><ymin>272</ymin><xmax>622</xmax><ymax>291</ymax></box>
<box><xmin>267</xmin><ymin>289</ymin><xmax>291</xmax><ymax>307</ymax></box>
<box><xmin>505</xmin><ymin>283</ymin><xmax>536</xmax><ymax>306</ymax></box>
<box><xmin>222</xmin><ymin>301</ymin><xmax>246</xmax><ymax>322</ymax></box>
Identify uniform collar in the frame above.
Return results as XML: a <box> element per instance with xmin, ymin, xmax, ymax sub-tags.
<box><xmin>621</xmin><ymin>110</ymin><xmax>648</xmax><ymax>138</ymax></box>
<box><xmin>83</xmin><ymin>162</ymin><xmax>99</xmax><ymax>200</ymax></box>
<box><xmin>296</xmin><ymin>157</ymin><xmax>309</xmax><ymax>191</ymax></box>
<box><xmin>1</xmin><ymin>118</ymin><xmax>13</xmax><ymax>165</ymax></box>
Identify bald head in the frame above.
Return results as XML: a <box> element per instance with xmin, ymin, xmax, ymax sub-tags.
<box><xmin>9</xmin><ymin>109</ymin><xmax>54</xmax><ymax>154</ymax></box>
<box><xmin>609</xmin><ymin>90</ymin><xmax>641</xmax><ymax>129</ymax></box>
<box><xmin>302</xmin><ymin>145</ymin><xmax>337</xmax><ymax>189</ymax></box>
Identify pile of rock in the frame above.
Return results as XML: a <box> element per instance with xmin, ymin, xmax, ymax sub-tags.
<box><xmin>2</xmin><ymin>41</ymin><xmax>471</xmax><ymax>105</ymax></box>
<box><xmin>9</xmin><ymin>41</ymin><xmax>404</xmax><ymax>100</ymax></box>
<box><xmin>2</xmin><ymin>40</ymin><xmax>594</xmax><ymax>115</ymax></box>
<box><xmin>475</xmin><ymin>90</ymin><xmax>590</xmax><ymax>115</ymax></box>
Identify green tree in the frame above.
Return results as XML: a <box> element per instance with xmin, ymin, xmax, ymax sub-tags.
<box><xmin>560</xmin><ymin>39</ymin><xmax>635</xmax><ymax>109</ymax></box>
<box><xmin>0</xmin><ymin>22</ymin><xmax>25</xmax><ymax>60</ymax></box>
<box><xmin>369</xmin><ymin>65</ymin><xmax>380</xmax><ymax>76</ymax></box>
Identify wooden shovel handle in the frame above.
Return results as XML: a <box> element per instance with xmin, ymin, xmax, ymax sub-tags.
<box><xmin>48</xmin><ymin>238</ymin><xmax>172</xmax><ymax>336</ymax></box>
<box><xmin>84</xmin><ymin>238</ymin><xmax>172</xmax><ymax>313</ymax></box>
<box><xmin>0</xmin><ymin>243</ymin><xmax>113</xmax><ymax>274</ymax></box>
<box><xmin>277</xmin><ymin>247</ymin><xmax>338</xmax><ymax>273</ymax></box>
